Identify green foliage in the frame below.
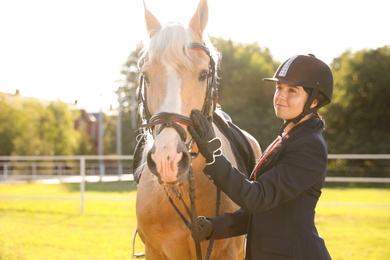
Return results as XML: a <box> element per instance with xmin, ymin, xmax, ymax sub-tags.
<box><xmin>211</xmin><ymin>38</ymin><xmax>282</xmax><ymax>147</ymax></box>
<box><xmin>12</xmin><ymin>99</ymin><xmax>50</xmax><ymax>155</ymax></box>
<box><xmin>114</xmin><ymin>42</ymin><xmax>144</xmax><ymax>155</ymax></box>
<box><xmin>324</xmin><ymin>45</ymin><xmax>390</xmax><ymax>154</ymax></box>
<box><xmin>46</xmin><ymin>102</ymin><xmax>81</xmax><ymax>155</ymax></box>
<box><xmin>0</xmin><ymin>97</ymin><xmax>83</xmax><ymax>156</ymax></box>
<box><xmin>0</xmin><ymin>97</ymin><xmax>21</xmax><ymax>155</ymax></box>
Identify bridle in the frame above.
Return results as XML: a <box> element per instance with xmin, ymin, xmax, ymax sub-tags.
<box><xmin>137</xmin><ymin>42</ymin><xmax>217</xmax><ymax>140</ymax></box>
<box><xmin>136</xmin><ymin>42</ymin><xmax>219</xmax><ymax>260</ymax></box>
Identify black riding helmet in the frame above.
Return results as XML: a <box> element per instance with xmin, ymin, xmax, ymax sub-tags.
<box><xmin>262</xmin><ymin>54</ymin><xmax>334</xmax><ymax>135</ymax></box>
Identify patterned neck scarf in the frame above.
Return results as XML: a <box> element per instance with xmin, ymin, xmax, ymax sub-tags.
<box><xmin>251</xmin><ymin>135</ymin><xmax>284</xmax><ymax>180</ymax></box>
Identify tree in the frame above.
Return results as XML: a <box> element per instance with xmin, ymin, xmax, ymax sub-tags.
<box><xmin>12</xmin><ymin>100</ymin><xmax>48</xmax><ymax>155</ymax></box>
<box><xmin>211</xmin><ymin>38</ymin><xmax>281</xmax><ymax>147</ymax></box>
<box><xmin>324</xmin><ymin>45</ymin><xmax>390</xmax><ymax>154</ymax></box>
<box><xmin>46</xmin><ymin>101</ymin><xmax>81</xmax><ymax>155</ymax></box>
<box><xmin>12</xmin><ymin>100</ymin><xmax>82</xmax><ymax>155</ymax></box>
<box><xmin>116</xmin><ymin>43</ymin><xmax>144</xmax><ymax>154</ymax></box>
<box><xmin>103</xmin><ymin>114</ymin><xmax>117</xmax><ymax>155</ymax></box>
<box><xmin>0</xmin><ymin>98</ymin><xmax>21</xmax><ymax>155</ymax></box>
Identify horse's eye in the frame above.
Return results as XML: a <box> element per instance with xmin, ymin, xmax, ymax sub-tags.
<box><xmin>199</xmin><ymin>70</ymin><xmax>209</xmax><ymax>81</ymax></box>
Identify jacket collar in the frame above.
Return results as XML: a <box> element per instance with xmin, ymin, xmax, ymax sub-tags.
<box><xmin>282</xmin><ymin>116</ymin><xmax>324</xmax><ymax>143</ymax></box>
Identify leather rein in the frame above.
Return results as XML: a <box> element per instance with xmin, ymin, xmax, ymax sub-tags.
<box><xmin>137</xmin><ymin>42</ymin><xmax>219</xmax><ymax>260</ymax></box>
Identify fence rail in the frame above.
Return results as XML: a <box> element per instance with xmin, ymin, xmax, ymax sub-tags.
<box><xmin>1</xmin><ymin>154</ymin><xmax>389</xmax><ymax>214</ymax></box>
<box><xmin>0</xmin><ymin>155</ymin><xmax>134</xmax><ymax>214</ymax></box>
<box><xmin>328</xmin><ymin>154</ymin><xmax>390</xmax><ymax>159</ymax></box>
<box><xmin>0</xmin><ymin>155</ymin><xmax>134</xmax><ymax>179</ymax></box>
<box><xmin>1</xmin><ymin>154</ymin><xmax>390</xmax><ymax>182</ymax></box>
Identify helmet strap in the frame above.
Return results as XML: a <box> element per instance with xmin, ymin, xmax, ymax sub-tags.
<box><xmin>278</xmin><ymin>88</ymin><xmax>319</xmax><ymax>136</ymax></box>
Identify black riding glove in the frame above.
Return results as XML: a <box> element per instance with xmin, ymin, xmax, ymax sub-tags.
<box><xmin>188</xmin><ymin>109</ymin><xmax>222</xmax><ymax>165</ymax></box>
<box><xmin>188</xmin><ymin>216</ymin><xmax>214</xmax><ymax>241</ymax></box>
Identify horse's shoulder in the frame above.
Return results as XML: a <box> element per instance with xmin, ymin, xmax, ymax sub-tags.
<box><xmin>213</xmin><ymin>111</ymin><xmax>258</xmax><ymax>177</ymax></box>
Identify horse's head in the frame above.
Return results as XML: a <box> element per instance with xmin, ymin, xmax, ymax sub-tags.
<box><xmin>138</xmin><ymin>0</ymin><xmax>218</xmax><ymax>186</ymax></box>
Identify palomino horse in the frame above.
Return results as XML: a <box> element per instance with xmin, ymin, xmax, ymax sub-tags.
<box><xmin>135</xmin><ymin>0</ymin><xmax>261</xmax><ymax>259</ymax></box>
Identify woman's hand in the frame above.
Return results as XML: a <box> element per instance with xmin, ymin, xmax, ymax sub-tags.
<box><xmin>188</xmin><ymin>109</ymin><xmax>222</xmax><ymax>165</ymax></box>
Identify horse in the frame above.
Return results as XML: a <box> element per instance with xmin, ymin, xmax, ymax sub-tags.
<box><xmin>134</xmin><ymin>0</ymin><xmax>262</xmax><ymax>259</ymax></box>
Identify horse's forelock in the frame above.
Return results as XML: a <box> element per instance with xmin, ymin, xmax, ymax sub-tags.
<box><xmin>139</xmin><ymin>22</ymin><xmax>220</xmax><ymax>74</ymax></box>
<box><xmin>146</xmin><ymin>22</ymin><xmax>194</xmax><ymax>70</ymax></box>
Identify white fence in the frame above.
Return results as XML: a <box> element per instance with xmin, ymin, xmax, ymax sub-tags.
<box><xmin>327</xmin><ymin>154</ymin><xmax>390</xmax><ymax>183</ymax></box>
<box><xmin>2</xmin><ymin>154</ymin><xmax>389</xmax><ymax>182</ymax></box>
<box><xmin>0</xmin><ymin>155</ymin><xmax>134</xmax><ymax>214</ymax></box>
<box><xmin>1</xmin><ymin>154</ymin><xmax>389</xmax><ymax>213</ymax></box>
<box><xmin>0</xmin><ymin>155</ymin><xmax>134</xmax><ymax>179</ymax></box>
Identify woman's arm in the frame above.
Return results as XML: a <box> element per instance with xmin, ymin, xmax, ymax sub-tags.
<box><xmin>204</xmin><ymin>136</ymin><xmax>327</xmax><ymax>213</ymax></box>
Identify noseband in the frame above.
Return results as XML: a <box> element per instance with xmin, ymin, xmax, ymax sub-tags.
<box><xmin>140</xmin><ymin>112</ymin><xmax>193</xmax><ymax>142</ymax></box>
<box><xmin>137</xmin><ymin>42</ymin><xmax>217</xmax><ymax>141</ymax></box>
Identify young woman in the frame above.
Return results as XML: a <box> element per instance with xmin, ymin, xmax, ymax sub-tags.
<box><xmin>188</xmin><ymin>54</ymin><xmax>333</xmax><ymax>259</ymax></box>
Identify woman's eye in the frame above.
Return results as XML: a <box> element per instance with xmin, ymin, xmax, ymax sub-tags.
<box><xmin>199</xmin><ymin>70</ymin><xmax>208</xmax><ymax>81</ymax></box>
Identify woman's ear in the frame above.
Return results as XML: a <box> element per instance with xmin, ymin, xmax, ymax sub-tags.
<box><xmin>310</xmin><ymin>98</ymin><xmax>318</xmax><ymax>109</ymax></box>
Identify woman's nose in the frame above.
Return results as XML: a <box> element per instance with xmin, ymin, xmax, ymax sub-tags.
<box><xmin>275</xmin><ymin>90</ymin><xmax>286</xmax><ymax>101</ymax></box>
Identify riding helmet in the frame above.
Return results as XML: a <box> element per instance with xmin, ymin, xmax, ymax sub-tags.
<box><xmin>263</xmin><ymin>54</ymin><xmax>333</xmax><ymax>107</ymax></box>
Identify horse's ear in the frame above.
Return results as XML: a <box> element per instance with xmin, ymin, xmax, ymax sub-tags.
<box><xmin>189</xmin><ymin>0</ymin><xmax>209</xmax><ymax>39</ymax></box>
<box><xmin>143</xmin><ymin>0</ymin><xmax>161</xmax><ymax>38</ymax></box>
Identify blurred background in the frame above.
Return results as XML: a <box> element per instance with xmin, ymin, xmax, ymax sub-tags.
<box><xmin>0</xmin><ymin>1</ymin><xmax>389</xmax><ymax>259</ymax></box>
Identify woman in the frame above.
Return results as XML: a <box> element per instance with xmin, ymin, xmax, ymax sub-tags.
<box><xmin>188</xmin><ymin>54</ymin><xmax>333</xmax><ymax>259</ymax></box>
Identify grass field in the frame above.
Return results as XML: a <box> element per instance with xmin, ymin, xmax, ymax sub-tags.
<box><xmin>0</xmin><ymin>181</ymin><xmax>389</xmax><ymax>260</ymax></box>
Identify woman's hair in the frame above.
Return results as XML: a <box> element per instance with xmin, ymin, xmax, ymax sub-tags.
<box><xmin>303</xmin><ymin>87</ymin><xmax>327</xmax><ymax>129</ymax></box>
<box><xmin>303</xmin><ymin>87</ymin><xmax>327</xmax><ymax>108</ymax></box>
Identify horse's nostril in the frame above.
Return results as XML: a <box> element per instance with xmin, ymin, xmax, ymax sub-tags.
<box><xmin>147</xmin><ymin>149</ymin><xmax>158</xmax><ymax>175</ymax></box>
<box><xmin>177</xmin><ymin>151</ymin><xmax>191</xmax><ymax>175</ymax></box>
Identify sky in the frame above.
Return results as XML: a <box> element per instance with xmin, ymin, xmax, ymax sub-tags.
<box><xmin>0</xmin><ymin>0</ymin><xmax>389</xmax><ymax>112</ymax></box>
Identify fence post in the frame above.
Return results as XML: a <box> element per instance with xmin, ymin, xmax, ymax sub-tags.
<box><xmin>32</xmin><ymin>163</ymin><xmax>37</xmax><ymax>180</ymax></box>
<box><xmin>80</xmin><ymin>157</ymin><xmax>85</xmax><ymax>214</ymax></box>
<box><xmin>4</xmin><ymin>162</ymin><xmax>8</xmax><ymax>179</ymax></box>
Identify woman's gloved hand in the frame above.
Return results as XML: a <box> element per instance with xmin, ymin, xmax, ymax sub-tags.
<box><xmin>188</xmin><ymin>216</ymin><xmax>214</xmax><ymax>241</ymax></box>
<box><xmin>188</xmin><ymin>109</ymin><xmax>222</xmax><ymax>165</ymax></box>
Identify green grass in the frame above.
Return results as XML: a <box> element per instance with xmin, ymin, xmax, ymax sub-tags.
<box><xmin>0</xmin><ymin>182</ymin><xmax>140</xmax><ymax>260</ymax></box>
<box><xmin>316</xmin><ymin>186</ymin><xmax>390</xmax><ymax>260</ymax></box>
<box><xmin>0</xmin><ymin>182</ymin><xmax>389</xmax><ymax>260</ymax></box>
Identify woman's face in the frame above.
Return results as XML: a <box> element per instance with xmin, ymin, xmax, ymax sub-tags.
<box><xmin>273</xmin><ymin>83</ymin><xmax>309</xmax><ymax>120</ymax></box>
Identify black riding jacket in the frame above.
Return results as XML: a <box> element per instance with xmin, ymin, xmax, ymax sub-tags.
<box><xmin>205</xmin><ymin>117</ymin><xmax>332</xmax><ymax>259</ymax></box>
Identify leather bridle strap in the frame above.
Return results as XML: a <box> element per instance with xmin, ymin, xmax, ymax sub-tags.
<box><xmin>137</xmin><ymin>42</ymin><xmax>217</xmax><ymax>125</ymax></box>
<box><xmin>140</xmin><ymin>112</ymin><xmax>193</xmax><ymax>142</ymax></box>
<box><xmin>190</xmin><ymin>42</ymin><xmax>217</xmax><ymax>116</ymax></box>
<box><xmin>163</xmin><ymin>167</ymin><xmax>202</xmax><ymax>260</ymax></box>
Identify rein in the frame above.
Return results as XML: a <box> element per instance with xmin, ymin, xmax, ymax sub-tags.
<box><xmin>163</xmin><ymin>169</ymin><xmax>220</xmax><ymax>260</ymax></box>
<box><xmin>137</xmin><ymin>42</ymin><xmax>219</xmax><ymax>260</ymax></box>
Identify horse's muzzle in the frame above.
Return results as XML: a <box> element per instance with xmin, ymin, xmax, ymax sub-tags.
<box><xmin>146</xmin><ymin>141</ymin><xmax>191</xmax><ymax>186</ymax></box>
